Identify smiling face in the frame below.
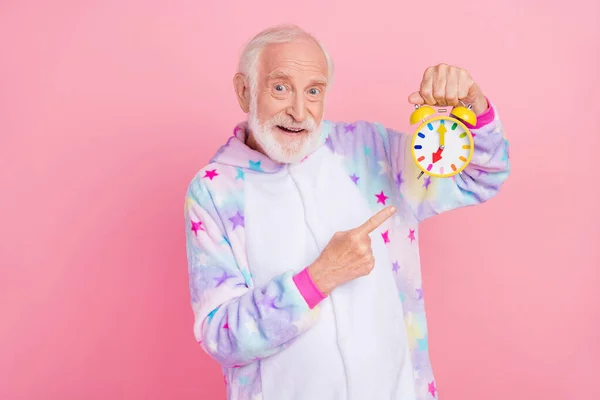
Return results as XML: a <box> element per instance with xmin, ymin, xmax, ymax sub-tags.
<box><xmin>235</xmin><ymin>38</ymin><xmax>330</xmax><ymax>163</ymax></box>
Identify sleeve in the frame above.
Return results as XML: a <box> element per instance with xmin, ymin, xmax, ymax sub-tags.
<box><xmin>184</xmin><ymin>177</ymin><xmax>322</xmax><ymax>368</ymax></box>
<box><xmin>375</xmin><ymin>98</ymin><xmax>511</xmax><ymax>222</ymax></box>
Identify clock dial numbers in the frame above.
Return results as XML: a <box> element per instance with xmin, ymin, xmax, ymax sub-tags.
<box><xmin>413</xmin><ymin>117</ymin><xmax>473</xmax><ymax>178</ymax></box>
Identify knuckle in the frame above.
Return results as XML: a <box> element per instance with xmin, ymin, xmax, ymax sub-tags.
<box><xmin>358</xmin><ymin>242</ymin><xmax>369</xmax><ymax>254</ymax></box>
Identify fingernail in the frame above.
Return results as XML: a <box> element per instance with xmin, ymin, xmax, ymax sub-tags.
<box><xmin>390</xmin><ymin>207</ymin><xmax>396</xmax><ymax>213</ymax></box>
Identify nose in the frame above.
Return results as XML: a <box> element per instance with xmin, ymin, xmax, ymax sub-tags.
<box><xmin>286</xmin><ymin>92</ymin><xmax>306</xmax><ymax>122</ymax></box>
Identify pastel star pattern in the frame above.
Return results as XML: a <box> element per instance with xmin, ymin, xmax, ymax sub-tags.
<box><xmin>428</xmin><ymin>381</ymin><xmax>437</xmax><ymax>397</ymax></box>
<box><xmin>249</xmin><ymin>160</ymin><xmax>263</xmax><ymax>172</ymax></box>
<box><xmin>375</xmin><ymin>191</ymin><xmax>388</xmax><ymax>205</ymax></box>
<box><xmin>381</xmin><ymin>230</ymin><xmax>390</xmax><ymax>244</ymax></box>
<box><xmin>416</xmin><ymin>288</ymin><xmax>423</xmax><ymax>300</ymax></box>
<box><xmin>241</xmin><ymin>269</ymin><xmax>252</xmax><ymax>287</ymax></box>
<box><xmin>229</xmin><ymin>211</ymin><xmax>245</xmax><ymax>230</ymax></box>
<box><xmin>344</xmin><ymin>123</ymin><xmax>356</xmax><ymax>133</ymax></box>
<box><xmin>207</xmin><ymin>340</ymin><xmax>217</xmax><ymax>352</ymax></box>
<box><xmin>423</xmin><ymin>176</ymin><xmax>432</xmax><ymax>190</ymax></box>
<box><xmin>236</xmin><ymin>167</ymin><xmax>245</xmax><ymax>180</ymax></box>
<box><xmin>196</xmin><ymin>253</ymin><xmax>210</xmax><ymax>266</ymax></box>
<box><xmin>378</xmin><ymin>161</ymin><xmax>390</xmax><ymax>175</ymax></box>
<box><xmin>245</xmin><ymin>320</ymin><xmax>259</xmax><ymax>335</ymax></box>
<box><xmin>191</xmin><ymin>220</ymin><xmax>204</xmax><ymax>235</ymax></box>
<box><xmin>214</xmin><ymin>271</ymin><xmax>234</xmax><ymax>286</ymax></box>
<box><xmin>350</xmin><ymin>174</ymin><xmax>360</xmax><ymax>185</ymax></box>
<box><xmin>260</xmin><ymin>294</ymin><xmax>277</xmax><ymax>309</ymax></box>
<box><xmin>407</xmin><ymin>229</ymin><xmax>416</xmax><ymax>243</ymax></box>
<box><xmin>207</xmin><ymin>307</ymin><xmax>218</xmax><ymax>322</ymax></box>
<box><xmin>502</xmin><ymin>140</ymin><xmax>510</xmax><ymax>161</ymax></box>
<box><xmin>204</xmin><ymin>169</ymin><xmax>219</xmax><ymax>180</ymax></box>
<box><xmin>392</xmin><ymin>261</ymin><xmax>400</xmax><ymax>273</ymax></box>
<box><xmin>395</xmin><ymin>171</ymin><xmax>405</xmax><ymax>188</ymax></box>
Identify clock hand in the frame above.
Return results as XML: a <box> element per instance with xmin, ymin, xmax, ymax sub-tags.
<box><xmin>432</xmin><ymin>147</ymin><xmax>443</xmax><ymax>163</ymax></box>
<box><xmin>437</xmin><ymin>122</ymin><xmax>447</xmax><ymax>149</ymax></box>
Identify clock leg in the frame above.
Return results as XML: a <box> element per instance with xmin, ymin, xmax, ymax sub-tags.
<box><xmin>417</xmin><ymin>171</ymin><xmax>424</xmax><ymax>179</ymax></box>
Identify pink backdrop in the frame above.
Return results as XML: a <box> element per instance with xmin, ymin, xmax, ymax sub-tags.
<box><xmin>1</xmin><ymin>1</ymin><xmax>598</xmax><ymax>399</ymax></box>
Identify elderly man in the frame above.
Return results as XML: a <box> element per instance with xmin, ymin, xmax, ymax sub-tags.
<box><xmin>184</xmin><ymin>24</ymin><xmax>510</xmax><ymax>400</ymax></box>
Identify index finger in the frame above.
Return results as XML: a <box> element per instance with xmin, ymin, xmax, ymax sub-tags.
<box><xmin>355</xmin><ymin>206</ymin><xmax>396</xmax><ymax>235</ymax></box>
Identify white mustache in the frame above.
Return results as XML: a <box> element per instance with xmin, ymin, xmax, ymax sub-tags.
<box><xmin>266</xmin><ymin>114</ymin><xmax>316</xmax><ymax>131</ymax></box>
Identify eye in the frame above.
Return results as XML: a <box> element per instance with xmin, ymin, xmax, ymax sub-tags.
<box><xmin>274</xmin><ymin>84</ymin><xmax>287</xmax><ymax>92</ymax></box>
<box><xmin>308</xmin><ymin>88</ymin><xmax>321</xmax><ymax>95</ymax></box>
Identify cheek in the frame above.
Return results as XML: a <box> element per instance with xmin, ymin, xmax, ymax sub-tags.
<box><xmin>256</xmin><ymin>93</ymin><xmax>285</xmax><ymax>123</ymax></box>
<box><xmin>309</xmin><ymin>100</ymin><xmax>325</xmax><ymax>121</ymax></box>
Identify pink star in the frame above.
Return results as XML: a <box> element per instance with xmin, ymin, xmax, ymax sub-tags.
<box><xmin>375</xmin><ymin>191</ymin><xmax>388</xmax><ymax>205</ymax></box>
<box><xmin>407</xmin><ymin>228</ymin><xmax>415</xmax><ymax>243</ymax></box>
<box><xmin>382</xmin><ymin>230</ymin><xmax>390</xmax><ymax>244</ymax></box>
<box><xmin>223</xmin><ymin>322</ymin><xmax>229</xmax><ymax>329</ymax></box>
<box><xmin>204</xmin><ymin>169</ymin><xmax>219</xmax><ymax>180</ymax></box>
<box><xmin>428</xmin><ymin>381</ymin><xmax>437</xmax><ymax>397</ymax></box>
<box><xmin>191</xmin><ymin>220</ymin><xmax>204</xmax><ymax>235</ymax></box>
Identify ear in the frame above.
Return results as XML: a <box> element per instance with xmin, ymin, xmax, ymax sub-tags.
<box><xmin>233</xmin><ymin>73</ymin><xmax>250</xmax><ymax>113</ymax></box>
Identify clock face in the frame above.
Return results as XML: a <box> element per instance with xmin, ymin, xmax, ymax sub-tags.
<box><xmin>411</xmin><ymin>116</ymin><xmax>474</xmax><ymax>178</ymax></box>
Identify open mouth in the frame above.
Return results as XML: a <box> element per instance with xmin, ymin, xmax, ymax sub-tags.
<box><xmin>277</xmin><ymin>126</ymin><xmax>306</xmax><ymax>134</ymax></box>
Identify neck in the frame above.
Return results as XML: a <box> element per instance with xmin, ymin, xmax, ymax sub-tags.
<box><xmin>244</xmin><ymin>128</ymin><xmax>265</xmax><ymax>155</ymax></box>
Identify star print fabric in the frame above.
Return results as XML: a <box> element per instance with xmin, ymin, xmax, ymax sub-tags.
<box><xmin>183</xmin><ymin>100</ymin><xmax>510</xmax><ymax>400</ymax></box>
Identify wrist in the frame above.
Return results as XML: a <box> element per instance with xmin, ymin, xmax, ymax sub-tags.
<box><xmin>307</xmin><ymin>261</ymin><xmax>331</xmax><ymax>296</ymax></box>
<box><xmin>293</xmin><ymin>265</ymin><xmax>327</xmax><ymax>309</ymax></box>
<box><xmin>471</xmin><ymin>95</ymin><xmax>489</xmax><ymax>115</ymax></box>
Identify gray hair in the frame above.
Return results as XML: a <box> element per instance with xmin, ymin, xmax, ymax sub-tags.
<box><xmin>237</xmin><ymin>24</ymin><xmax>334</xmax><ymax>94</ymax></box>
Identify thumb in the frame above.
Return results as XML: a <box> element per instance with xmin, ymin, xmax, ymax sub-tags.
<box><xmin>408</xmin><ymin>91</ymin><xmax>425</xmax><ymax>105</ymax></box>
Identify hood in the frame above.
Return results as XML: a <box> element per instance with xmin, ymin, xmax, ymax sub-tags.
<box><xmin>210</xmin><ymin>120</ymin><xmax>334</xmax><ymax>174</ymax></box>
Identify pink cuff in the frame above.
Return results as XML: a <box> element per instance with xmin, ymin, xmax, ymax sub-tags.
<box><xmin>293</xmin><ymin>267</ymin><xmax>326</xmax><ymax>309</ymax></box>
<box><xmin>463</xmin><ymin>97</ymin><xmax>495</xmax><ymax>129</ymax></box>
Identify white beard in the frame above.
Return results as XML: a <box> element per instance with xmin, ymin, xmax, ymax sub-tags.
<box><xmin>248</xmin><ymin>97</ymin><xmax>322</xmax><ymax>164</ymax></box>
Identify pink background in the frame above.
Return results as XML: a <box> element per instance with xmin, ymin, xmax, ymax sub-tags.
<box><xmin>1</xmin><ymin>1</ymin><xmax>598</xmax><ymax>399</ymax></box>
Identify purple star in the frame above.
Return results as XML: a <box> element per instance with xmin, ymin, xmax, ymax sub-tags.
<box><xmin>260</xmin><ymin>294</ymin><xmax>277</xmax><ymax>309</ymax></box>
<box><xmin>395</xmin><ymin>171</ymin><xmax>405</xmax><ymax>188</ymax></box>
<box><xmin>423</xmin><ymin>176</ymin><xmax>431</xmax><ymax>190</ymax></box>
<box><xmin>191</xmin><ymin>220</ymin><xmax>204</xmax><ymax>235</ymax></box>
<box><xmin>214</xmin><ymin>271</ymin><xmax>234</xmax><ymax>286</ymax></box>
<box><xmin>416</xmin><ymin>288</ymin><xmax>423</xmax><ymax>300</ymax></box>
<box><xmin>229</xmin><ymin>211</ymin><xmax>245</xmax><ymax>230</ymax></box>
<box><xmin>344</xmin><ymin>124</ymin><xmax>356</xmax><ymax>133</ymax></box>
<box><xmin>407</xmin><ymin>228</ymin><xmax>416</xmax><ymax>243</ymax></box>
<box><xmin>350</xmin><ymin>174</ymin><xmax>360</xmax><ymax>185</ymax></box>
<box><xmin>392</xmin><ymin>261</ymin><xmax>400</xmax><ymax>273</ymax></box>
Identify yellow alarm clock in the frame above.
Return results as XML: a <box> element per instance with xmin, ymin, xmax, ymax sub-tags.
<box><xmin>409</xmin><ymin>101</ymin><xmax>476</xmax><ymax>179</ymax></box>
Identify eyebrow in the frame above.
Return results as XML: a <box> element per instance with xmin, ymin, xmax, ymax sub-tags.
<box><xmin>267</xmin><ymin>71</ymin><xmax>328</xmax><ymax>86</ymax></box>
<box><xmin>267</xmin><ymin>71</ymin><xmax>292</xmax><ymax>80</ymax></box>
